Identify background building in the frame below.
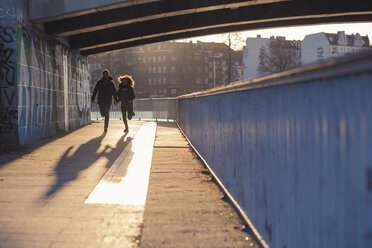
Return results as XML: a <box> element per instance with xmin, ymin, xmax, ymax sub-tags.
<box><xmin>302</xmin><ymin>31</ymin><xmax>371</xmax><ymax>65</ymax></box>
<box><xmin>89</xmin><ymin>41</ymin><xmax>243</xmax><ymax>98</ymax></box>
<box><xmin>243</xmin><ymin>35</ymin><xmax>301</xmax><ymax>80</ymax></box>
<box><xmin>243</xmin><ymin>35</ymin><xmax>270</xmax><ymax>80</ymax></box>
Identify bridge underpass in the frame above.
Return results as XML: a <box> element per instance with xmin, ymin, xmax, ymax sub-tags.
<box><xmin>0</xmin><ymin>0</ymin><xmax>372</xmax><ymax>247</ymax></box>
<box><xmin>30</xmin><ymin>0</ymin><xmax>372</xmax><ymax>55</ymax></box>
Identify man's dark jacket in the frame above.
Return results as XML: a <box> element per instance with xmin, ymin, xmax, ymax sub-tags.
<box><xmin>92</xmin><ymin>76</ymin><xmax>117</xmax><ymax>106</ymax></box>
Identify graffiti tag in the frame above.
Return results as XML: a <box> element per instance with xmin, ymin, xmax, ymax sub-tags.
<box><xmin>0</xmin><ymin>106</ymin><xmax>17</xmax><ymax>134</ymax></box>
<box><xmin>0</xmin><ymin>43</ymin><xmax>15</xmax><ymax>86</ymax></box>
<box><xmin>0</xmin><ymin>8</ymin><xmax>15</xmax><ymax>18</ymax></box>
<box><xmin>0</xmin><ymin>26</ymin><xmax>15</xmax><ymax>43</ymax></box>
<box><xmin>0</xmin><ymin>89</ymin><xmax>14</xmax><ymax>105</ymax></box>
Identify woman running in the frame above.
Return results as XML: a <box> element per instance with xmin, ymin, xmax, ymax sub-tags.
<box><xmin>116</xmin><ymin>75</ymin><xmax>135</xmax><ymax>132</ymax></box>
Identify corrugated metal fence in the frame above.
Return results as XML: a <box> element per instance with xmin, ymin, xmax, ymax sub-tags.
<box><xmin>177</xmin><ymin>51</ymin><xmax>372</xmax><ymax>248</ymax></box>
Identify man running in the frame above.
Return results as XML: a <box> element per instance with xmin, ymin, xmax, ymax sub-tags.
<box><xmin>91</xmin><ymin>69</ymin><xmax>118</xmax><ymax>132</ymax></box>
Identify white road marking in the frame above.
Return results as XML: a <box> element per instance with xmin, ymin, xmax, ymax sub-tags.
<box><xmin>85</xmin><ymin>122</ymin><xmax>157</xmax><ymax>205</ymax></box>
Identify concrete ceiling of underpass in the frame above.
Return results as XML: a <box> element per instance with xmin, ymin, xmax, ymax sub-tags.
<box><xmin>30</xmin><ymin>0</ymin><xmax>372</xmax><ymax>55</ymax></box>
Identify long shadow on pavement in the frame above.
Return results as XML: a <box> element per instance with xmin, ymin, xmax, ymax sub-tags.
<box><xmin>0</xmin><ymin>124</ymin><xmax>95</xmax><ymax>170</ymax></box>
<box><xmin>42</xmin><ymin>132</ymin><xmax>132</xmax><ymax>201</ymax></box>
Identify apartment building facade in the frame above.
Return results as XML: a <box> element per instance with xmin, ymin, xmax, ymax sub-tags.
<box><xmin>302</xmin><ymin>31</ymin><xmax>371</xmax><ymax>65</ymax></box>
<box><xmin>89</xmin><ymin>41</ymin><xmax>243</xmax><ymax>98</ymax></box>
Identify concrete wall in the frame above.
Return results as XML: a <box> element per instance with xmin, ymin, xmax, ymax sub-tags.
<box><xmin>177</xmin><ymin>53</ymin><xmax>372</xmax><ymax>248</ymax></box>
<box><xmin>17</xmin><ymin>25</ymin><xmax>90</xmax><ymax>145</ymax></box>
<box><xmin>0</xmin><ymin>0</ymin><xmax>90</xmax><ymax>145</ymax></box>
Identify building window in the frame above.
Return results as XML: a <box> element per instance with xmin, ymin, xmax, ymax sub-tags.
<box><xmin>148</xmin><ymin>67</ymin><xmax>152</xmax><ymax>74</ymax></box>
<box><xmin>205</xmin><ymin>78</ymin><xmax>208</xmax><ymax>84</ymax></box>
<box><xmin>317</xmin><ymin>47</ymin><xmax>324</xmax><ymax>61</ymax></box>
<box><xmin>148</xmin><ymin>78</ymin><xmax>152</xmax><ymax>85</ymax></box>
<box><xmin>158</xmin><ymin>78</ymin><xmax>162</xmax><ymax>84</ymax></box>
<box><xmin>153</xmin><ymin>67</ymin><xmax>157</xmax><ymax>73</ymax></box>
<box><xmin>158</xmin><ymin>66</ymin><xmax>162</xmax><ymax>73</ymax></box>
<box><xmin>171</xmin><ymin>56</ymin><xmax>176</xmax><ymax>62</ymax></box>
<box><xmin>153</xmin><ymin>78</ymin><xmax>157</xmax><ymax>85</ymax></box>
<box><xmin>196</xmin><ymin>78</ymin><xmax>202</xmax><ymax>84</ymax></box>
<box><xmin>158</xmin><ymin>56</ymin><xmax>161</xmax><ymax>62</ymax></box>
<box><xmin>162</xmin><ymin>56</ymin><xmax>166</xmax><ymax>62</ymax></box>
<box><xmin>163</xmin><ymin>77</ymin><xmax>167</xmax><ymax>84</ymax></box>
<box><xmin>171</xmin><ymin>89</ymin><xmax>177</xmax><ymax>94</ymax></box>
<box><xmin>143</xmin><ymin>57</ymin><xmax>146</xmax><ymax>63</ymax></box>
<box><xmin>163</xmin><ymin>66</ymin><xmax>166</xmax><ymax>73</ymax></box>
<box><xmin>153</xmin><ymin>56</ymin><xmax>156</xmax><ymax>63</ymax></box>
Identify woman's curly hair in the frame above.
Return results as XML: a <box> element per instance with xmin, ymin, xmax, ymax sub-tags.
<box><xmin>118</xmin><ymin>75</ymin><xmax>135</xmax><ymax>88</ymax></box>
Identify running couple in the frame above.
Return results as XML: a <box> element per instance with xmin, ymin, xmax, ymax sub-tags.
<box><xmin>91</xmin><ymin>69</ymin><xmax>135</xmax><ymax>133</ymax></box>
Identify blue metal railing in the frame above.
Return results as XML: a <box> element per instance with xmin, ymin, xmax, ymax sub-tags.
<box><xmin>177</xmin><ymin>51</ymin><xmax>372</xmax><ymax>248</ymax></box>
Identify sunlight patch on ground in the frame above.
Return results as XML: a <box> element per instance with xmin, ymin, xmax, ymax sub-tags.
<box><xmin>85</xmin><ymin>122</ymin><xmax>157</xmax><ymax>205</ymax></box>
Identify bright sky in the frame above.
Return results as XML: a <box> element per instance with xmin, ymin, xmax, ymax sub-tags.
<box><xmin>180</xmin><ymin>22</ymin><xmax>372</xmax><ymax>50</ymax></box>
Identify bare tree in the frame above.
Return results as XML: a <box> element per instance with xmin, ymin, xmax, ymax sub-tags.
<box><xmin>223</xmin><ymin>32</ymin><xmax>245</xmax><ymax>50</ymax></box>
<box><xmin>257</xmin><ymin>39</ymin><xmax>299</xmax><ymax>76</ymax></box>
<box><xmin>222</xmin><ymin>32</ymin><xmax>245</xmax><ymax>83</ymax></box>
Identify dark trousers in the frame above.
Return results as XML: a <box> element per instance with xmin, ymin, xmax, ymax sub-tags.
<box><xmin>121</xmin><ymin>102</ymin><xmax>133</xmax><ymax>129</ymax></box>
<box><xmin>99</xmin><ymin>104</ymin><xmax>111</xmax><ymax>130</ymax></box>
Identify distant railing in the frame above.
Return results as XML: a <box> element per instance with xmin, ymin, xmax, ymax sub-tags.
<box><xmin>91</xmin><ymin>97</ymin><xmax>177</xmax><ymax>121</ymax></box>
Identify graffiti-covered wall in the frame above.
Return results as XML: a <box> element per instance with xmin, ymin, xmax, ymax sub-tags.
<box><xmin>0</xmin><ymin>0</ymin><xmax>17</xmax><ymax>144</ymax></box>
<box><xmin>17</xmin><ymin>25</ymin><xmax>90</xmax><ymax>145</ymax></box>
<box><xmin>0</xmin><ymin>0</ymin><xmax>91</xmax><ymax>145</ymax></box>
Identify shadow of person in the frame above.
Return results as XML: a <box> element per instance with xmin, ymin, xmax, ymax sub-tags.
<box><xmin>42</xmin><ymin>131</ymin><xmax>132</xmax><ymax>201</ymax></box>
<box><xmin>103</xmin><ymin>136</ymin><xmax>135</xmax><ymax>184</ymax></box>
<box><xmin>104</xmin><ymin>133</ymin><xmax>135</xmax><ymax>172</ymax></box>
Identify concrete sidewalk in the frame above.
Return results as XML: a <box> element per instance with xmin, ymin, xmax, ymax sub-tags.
<box><xmin>0</xmin><ymin>120</ymin><xmax>145</xmax><ymax>248</ymax></box>
<box><xmin>140</xmin><ymin>122</ymin><xmax>257</xmax><ymax>248</ymax></box>
<box><xmin>0</xmin><ymin>120</ymin><xmax>257</xmax><ymax>248</ymax></box>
